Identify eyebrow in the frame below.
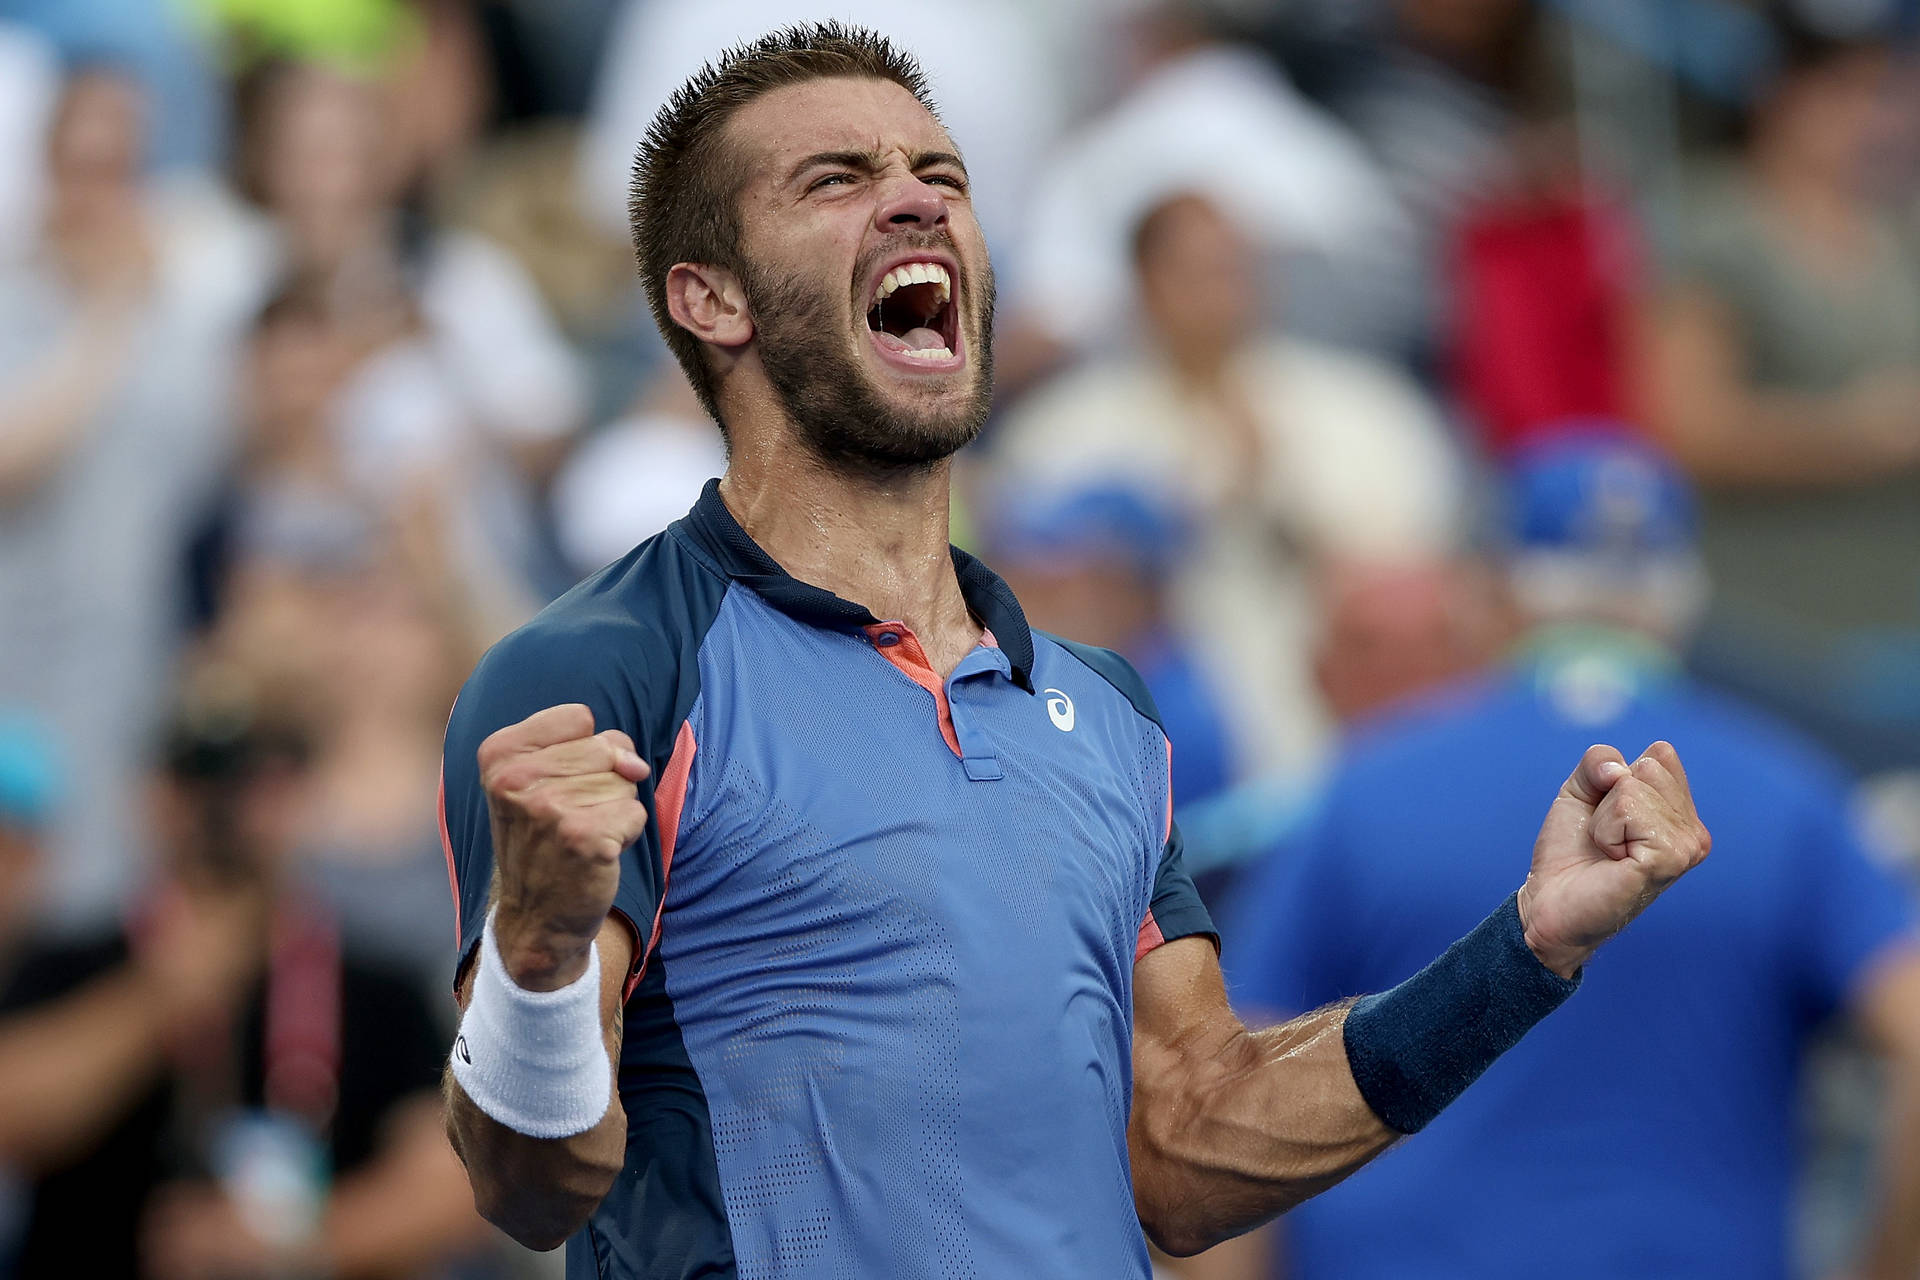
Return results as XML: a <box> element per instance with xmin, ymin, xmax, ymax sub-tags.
<box><xmin>785</xmin><ymin>148</ymin><xmax>970</xmax><ymax>187</ymax></box>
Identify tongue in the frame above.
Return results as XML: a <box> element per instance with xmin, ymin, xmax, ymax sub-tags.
<box><xmin>901</xmin><ymin>326</ymin><xmax>945</xmax><ymax>351</ymax></box>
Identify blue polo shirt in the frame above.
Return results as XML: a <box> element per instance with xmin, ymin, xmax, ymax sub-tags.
<box><xmin>1223</xmin><ymin>644</ymin><xmax>1918</xmax><ymax>1280</ymax></box>
<box><xmin>441</xmin><ymin>480</ymin><xmax>1215</xmax><ymax>1279</ymax></box>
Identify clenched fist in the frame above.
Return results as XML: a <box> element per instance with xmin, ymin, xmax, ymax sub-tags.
<box><xmin>478</xmin><ymin>703</ymin><xmax>651</xmax><ymax>990</ymax></box>
<box><xmin>1518</xmin><ymin>741</ymin><xmax>1712</xmax><ymax>979</ymax></box>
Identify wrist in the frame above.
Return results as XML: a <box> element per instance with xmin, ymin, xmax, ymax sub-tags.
<box><xmin>1515</xmin><ymin>880</ymin><xmax>1588</xmax><ymax>980</ymax></box>
<box><xmin>491</xmin><ymin>906</ymin><xmax>598</xmax><ymax>992</ymax></box>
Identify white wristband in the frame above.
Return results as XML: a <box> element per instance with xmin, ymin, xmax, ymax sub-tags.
<box><xmin>450</xmin><ymin>909</ymin><xmax>612</xmax><ymax>1138</ymax></box>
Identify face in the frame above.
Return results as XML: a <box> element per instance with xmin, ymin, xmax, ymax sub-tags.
<box><xmin>47</xmin><ymin>72</ymin><xmax>144</xmax><ymax>211</ymax></box>
<box><xmin>1137</xmin><ymin>196</ymin><xmax>1258</xmax><ymax>360</ymax></box>
<box><xmin>717</xmin><ymin>76</ymin><xmax>995</xmax><ymax>470</ymax></box>
<box><xmin>1767</xmin><ymin>47</ymin><xmax>1899</xmax><ymax>189</ymax></box>
<box><xmin>255</xmin><ymin>67</ymin><xmax>394</xmax><ymax>232</ymax></box>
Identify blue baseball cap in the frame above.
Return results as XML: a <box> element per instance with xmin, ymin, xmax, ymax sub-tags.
<box><xmin>1506</xmin><ymin>426</ymin><xmax>1697</xmax><ymax>556</ymax></box>
<box><xmin>989</xmin><ymin>483</ymin><xmax>1189</xmax><ymax>580</ymax></box>
<box><xmin>0</xmin><ymin>715</ymin><xmax>59</xmax><ymax>829</ymax></box>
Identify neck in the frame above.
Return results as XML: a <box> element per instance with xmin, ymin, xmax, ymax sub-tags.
<box><xmin>718</xmin><ymin>427</ymin><xmax>973</xmax><ymax>640</ymax></box>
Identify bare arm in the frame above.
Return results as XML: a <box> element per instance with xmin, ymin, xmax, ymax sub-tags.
<box><xmin>0</xmin><ymin>966</ymin><xmax>172</xmax><ymax>1168</ymax></box>
<box><xmin>313</xmin><ymin>1094</ymin><xmax>493</xmax><ymax>1275</ymax></box>
<box><xmin>1131</xmin><ymin>743</ymin><xmax>1710</xmax><ymax>1256</ymax></box>
<box><xmin>0</xmin><ymin>887</ymin><xmax>257</xmax><ymax>1170</ymax></box>
<box><xmin>1641</xmin><ymin>286</ymin><xmax>1920</xmax><ymax>486</ymax></box>
<box><xmin>1130</xmin><ymin>938</ymin><xmax>1393</xmax><ymax>1256</ymax></box>
<box><xmin>1846</xmin><ymin>944</ymin><xmax>1920</xmax><ymax>1280</ymax></box>
<box><xmin>0</xmin><ymin>298</ymin><xmax>140</xmax><ymax>502</ymax></box>
<box><xmin>444</xmin><ymin>913</ymin><xmax>635</xmax><ymax>1251</ymax></box>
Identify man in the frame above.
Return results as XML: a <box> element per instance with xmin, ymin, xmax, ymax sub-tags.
<box><xmin>1645</xmin><ymin>18</ymin><xmax>1920</xmax><ymax>772</ymax></box>
<box><xmin>0</xmin><ymin>706</ymin><xmax>484</xmax><ymax>1277</ymax></box>
<box><xmin>990</xmin><ymin>191</ymin><xmax>1463</xmax><ymax>778</ymax></box>
<box><xmin>439</xmin><ymin>25</ymin><xmax>1710</xmax><ymax>1279</ymax></box>
<box><xmin>1217</xmin><ymin>433</ymin><xmax>1920</xmax><ymax>1280</ymax></box>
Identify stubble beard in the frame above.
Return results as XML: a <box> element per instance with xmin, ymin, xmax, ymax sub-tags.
<box><xmin>739</xmin><ymin>254</ymin><xmax>996</xmax><ymax>475</ymax></box>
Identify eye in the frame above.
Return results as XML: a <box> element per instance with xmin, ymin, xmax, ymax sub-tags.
<box><xmin>810</xmin><ymin>172</ymin><xmax>856</xmax><ymax>191</ymax></box>
<box><xmin>924</xmin><ymin>173</ymin><xmax>967</xmax><ymax>192</ymax></box>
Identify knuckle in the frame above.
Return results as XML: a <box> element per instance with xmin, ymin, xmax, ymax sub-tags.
<box><xmin>485</xmin><ymin>762</ymin><xmax>536</xmax><ymax>796</ymax></box>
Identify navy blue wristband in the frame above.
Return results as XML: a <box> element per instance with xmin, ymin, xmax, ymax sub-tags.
<box><xmin>1342</xmin><ymin>891</ymin><xmax>1579</xmax><ymax>1135</ymax></box>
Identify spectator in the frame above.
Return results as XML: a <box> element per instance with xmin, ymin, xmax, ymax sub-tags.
<box><xmin>1644</xmin><ymin>19</ymin><xmax>1920</xmax><ymax>770</ymax></box>
<box><xmin>1448</xmin><ymin>122</ymin><xmax>1647</xmax><ymax>455</ymax></box>
<box><xmin>225</xmin><ymin>56</ymin><xmax>589</xmax><ymax>607</ymax></box>
<box><xmin>0</xmin><ymin>65</ymin><xmax>244</xmax><ymax>923</ymax></box>
<box><xmin>990</xmin><ymin>192</ymin><xmax>1464</xmax><ymax>778</ymax></box>
<box><xmin>988</xmin><ymin>483</ymin><xmax>1236</xmax><ymax>809</ymax></box>
<box><xmin>1307</xmin><ymin>0</ymin><xmax>1543</xmax><ymax>355</ymax></box>
<box><xmin>0</xmin><ymin>699</ymin><xmax>487</xmax><ymax>1278</ymax></box>
<box><xmin>1009</xmin><ymin>3</ymin><xmax>1421</xmax><ymax>363</ymax></box>
<box><xmin>1211</xmin><ymin>432</ymin><xmax>1920</xmax><ymax>1280</ymax></box>
<box><xmin>549</xmin><ymin>372</ymin><xmax>725</xmax><ymax>579</ymax></box>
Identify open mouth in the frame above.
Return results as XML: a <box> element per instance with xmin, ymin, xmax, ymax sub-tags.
<box><xmin>866</xmin><ymin>261</ymin><xmax>959</xmax><ymax>365</ymax></box>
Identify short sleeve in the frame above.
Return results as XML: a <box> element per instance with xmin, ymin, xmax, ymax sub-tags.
<box><xmin>440</xmin><ymin>648</ymin><xmax>663</xmax><ymax>1001</ymax></box>
<box><xmin>1135</xmin><ymin>819</ymin><xmax>1218</xmax><ymax>961</ymax></box>
<box><xmin>438</xmin><ymin>573</ymin><xmax>715</xmax><ymax>1003</ymax></box>
<box><xmin>1790</xmin><ymin>785</ymin><xmax>1920</xmax><ymax>1019</ymax></box>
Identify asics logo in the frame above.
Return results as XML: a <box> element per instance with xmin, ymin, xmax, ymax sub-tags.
<box><xmin>1043</xmin><ymin>688</ymin><xmax>1075</xmax><ymax>732</ymax></box>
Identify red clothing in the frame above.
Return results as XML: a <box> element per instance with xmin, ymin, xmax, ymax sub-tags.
<box><xmin>1450</xmin><ymin>195</ymin><xmax>1645</xmax><ymax>454</ymax></box>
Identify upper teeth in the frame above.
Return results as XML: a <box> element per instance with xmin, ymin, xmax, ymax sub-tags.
<box><xmin>875</xmin><ymin>262</ymin><xmax>952</xmax><ymax>305</ymax></box>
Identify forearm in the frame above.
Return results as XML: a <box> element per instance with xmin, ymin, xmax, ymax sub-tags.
<box><xmin>0</xmin><ymin>303</ymin><xmax>137</xmax><ymax>501</ymax></box>
<box><xmin>444</xmin><ymin>1069</ymin><xmax>627</xmax><ymax>1250</ymax></box>
<box><xmin>1646</xmin><ymin>289</ymin><xmax>1920</xmax><ymax>487</ymax></box>
<box><xmin>1133</xmin><ymin>896</ymin><xmax>1579</xmax><ymax>1255</ymax></box>
<box><xmin>1663</xmin><ymin>386</ymin><xmax>1915</xmax><ymax>486</ymax></box>
<box><xmin>1131</xmin><ymin>1003</ymin><xmax>1394</xmax><ymax>1255</ymax></box>
<box><xmin>444</xmin><ymin>910</ymin><xmax>634</xmax><ymax>1250</ymax></box>
<box><xmin>0</xmin><ymin>968</ymin><xmax>170</xmax><ymax>1168</ymax></box>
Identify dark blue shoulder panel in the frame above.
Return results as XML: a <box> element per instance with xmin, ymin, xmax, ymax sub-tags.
<box><xmin>443</xmin><ymin>524</ymin><xmax>729</xmax><ymax>983</ymax></box>
<box><xmin>1043</xmin><ymin>633</ymin><xmax>1169</xmax><ymax>731</ymax></box>
<box><xmin>1040</xmin><ymin>633</ymin><xmax>1219</xmax><ymax>953</ymax></box>
<box><xmin>443</xmin><ymin>523</ymin><xmax>741</xmax><ymax>1279</ymax></box>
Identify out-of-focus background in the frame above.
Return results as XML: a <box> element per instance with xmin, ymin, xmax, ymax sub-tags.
<box><xmin>2</xmin><ymin>0</ymin><xmax>1919</xmax><ymax>1276</ymax></box>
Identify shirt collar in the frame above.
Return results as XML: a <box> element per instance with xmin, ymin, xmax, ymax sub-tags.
<box><xmin>677</xmin><ymin>478</ymin><xmax>1036</xmax><ymax>691</ymax></box>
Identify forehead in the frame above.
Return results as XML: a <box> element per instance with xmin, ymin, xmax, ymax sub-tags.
<box><xmin>723</xmin><ymin>75</ymin><xmax>955</xmax><ymax>179</ymax></box>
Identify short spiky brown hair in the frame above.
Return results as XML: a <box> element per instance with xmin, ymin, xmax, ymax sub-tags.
<box><xmin>629</xmin><ymin>22</ymin><xmax>938</xmax><ymax>428</ymax></box>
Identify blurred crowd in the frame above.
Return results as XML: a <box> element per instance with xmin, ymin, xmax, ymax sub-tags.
<box><xmin>1</xmin><ymin>0</ymin><xmax>1919</xmax><ymax>1276</ymax></box>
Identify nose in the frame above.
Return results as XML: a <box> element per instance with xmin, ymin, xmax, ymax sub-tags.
<box><xmin>873</xmin><ymin>171</ymin><xmax>947</xmax><ymax>232</ymax></box>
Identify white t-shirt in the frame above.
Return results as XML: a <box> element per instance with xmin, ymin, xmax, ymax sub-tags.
<box><xmin>1010</xmin><ymin>45</ymin><xmax>1423</xmax><ymax>357</ymax></box>
<box><xmin>989</xmin><ymin>336</ymin><xmax>1465</xmax><ymax>775</ymax></box>
<box><xmin>551</xmin><ymin>411</ymin><xmax>725</xmax><ymax>577</ymax></box>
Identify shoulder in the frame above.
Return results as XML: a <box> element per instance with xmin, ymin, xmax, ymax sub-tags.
<box><xmin>451</xmin><ymin>526</ymin><xmax>729</xmax><ymax>753</ymax></box>
<box><xmin>1035</xmin><ymin>632</ymin><xmax>1167</xmax><ymax>737</ymax></box>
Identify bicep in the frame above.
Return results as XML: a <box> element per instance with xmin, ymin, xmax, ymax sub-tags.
<box><xmin>1133</xmin><ymin>936</ymin><xmax>1246</xmax><ymax>1105</ymax></box>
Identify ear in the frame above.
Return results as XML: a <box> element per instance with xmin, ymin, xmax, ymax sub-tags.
<box><xmin>665</xmin><ymin>263</ymin><xmax>753</xmax><ymax>351</ymax></box>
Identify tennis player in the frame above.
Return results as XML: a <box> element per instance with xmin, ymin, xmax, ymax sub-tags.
<box><xmin>439</xmin><ymin>23</ymin><xmax>1710</xmax><ymax>1279</ymax></box>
